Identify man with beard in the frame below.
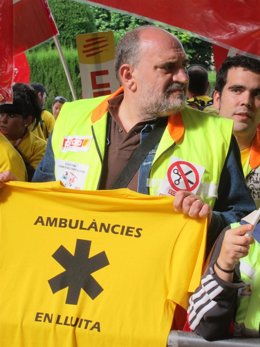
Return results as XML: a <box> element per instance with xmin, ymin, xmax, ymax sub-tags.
<box><xmin>12</xmin><ymin>26</ymin><xmax>255</xmax><ymax>252</ymax></box>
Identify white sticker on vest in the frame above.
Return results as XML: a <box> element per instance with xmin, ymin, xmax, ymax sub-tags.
<box><xmin>159</xmin><ymin>157</ymin><xmax>205</xmax><ymax>196</ymax></box>
<box><xmin>61</xmin><ymin>136</ymin><xmax>92</xmax><ymax>152</ymax></box>
<box><xmin>247</xmin><ymin>167</ymin><xmax>260</xmax><ymax>204</ymax></box>
<box><xmin>56</xmin><ymin>160</ymin><xmax>89</xmax><ymax>190</ymax></box>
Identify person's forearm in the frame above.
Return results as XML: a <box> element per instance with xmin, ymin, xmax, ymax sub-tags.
<box><xmin>213</xmin><ymin>260</ymin><xmax>235</xmax><ymax>282</ymax></box>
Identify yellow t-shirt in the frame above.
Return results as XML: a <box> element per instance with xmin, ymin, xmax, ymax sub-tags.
<box><xmin>0</xmin><ymin>134</ymin><xmax>27</xmax><ymax>181</ymax></box>
<box><xmin>240</xmin><ymin>147</ymin><xmax>250</xmax><ymax>174</ymax></box>
<box><xmin>30</xmin><ymin>110</ymin><xmax>55</xmax><ymax>140</ymax></box>
<box><xmin>16</xmin><ymin>131</ymin><xmax>47</xmax><ymax>169</ymax></box>
<box><xmin>0</xmin><ymin>182</ymin><xmax>207</xmax><ymax>347</ymax></box>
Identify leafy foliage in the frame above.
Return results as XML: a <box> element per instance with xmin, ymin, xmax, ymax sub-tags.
<box><xmin>179</xmin><ymin>35</ymin><xmax>212</xmax><ymax>69</ymax></box>
<box><xmin>48</xmin><ymin>0</ymin><xmax>97</xmax><ymax>48</ymax></box>
<box><xmin>27</xmin><ymin>48</ymin><xmax>81</xmax><ymax>110</ymax></box>
<box><xmin>89</xmin><ymin>5</ymin><xmax>151</xmax><ymax>42</ymax></box>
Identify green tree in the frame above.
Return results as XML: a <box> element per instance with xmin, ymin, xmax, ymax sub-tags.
<box><xmin>28</xmin><ymin>48</ymin><xmax>81</xmax><ymax>109</ymax></box>
<box><xmin>89</xmin><ymin>6</ymin><xmax>150</xmax><ymax>42</ymax></box>
<box><xmin>169</xmin><ymin>30</ymin><xmax>212</xmax><ymax>69</ymax></box>
<box><xmin>48</xmin><ymin>0</ymin><xmax>96</xmax><ymax>47</ymax></box>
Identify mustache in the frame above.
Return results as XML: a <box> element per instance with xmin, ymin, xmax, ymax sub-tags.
<box><xmin>165</xmin><ymin>83</ymin><xmax>186</xmax><ymax>93</ymax></box>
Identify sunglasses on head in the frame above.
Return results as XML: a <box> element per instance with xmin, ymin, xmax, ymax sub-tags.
<box><xmin>54</xmin><ymin>96</ymin><xmax>67</xmax><ymax>103</ymax></box>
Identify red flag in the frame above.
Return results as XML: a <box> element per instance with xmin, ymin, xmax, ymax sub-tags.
<box><xmin>0</xmin><ymin>0</ymin><xmax>13</xmax><ymax>103</ymax></box>
<box><xmin>14</xmin><ymin>0</ymin><xmax>58</xmax><ymax>56</ymax></box>
<box><xmin>14</xmin><ymin>53</ymin><xmax>31</xmax><ymax>84</ymax></box>
<box><xmin>0</xmin><ymin>0</ymin><xmax>58</xmax><ymax>104</ymax></box>
<box><xmin>212</xmin><ymin>45</ymin><xmax>229</xmax><ymax>72</ymax></box>
<box><xmin>83</xmin><ymin>0</ymin><xmax>260</xmax><ymax>58</ymax></box>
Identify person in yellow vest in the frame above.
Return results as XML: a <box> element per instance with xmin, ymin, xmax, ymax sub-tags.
<box><xmin>188</xmin><ymin>212</ymin><xmax>260</xmax><ymax>339</ymax></box>
<box><xmin>0</xmin><ymin>133</ymin><xmax>27</xmax><ymax>181</ymax></box>
<box><xmin>0</xmin><ymin>83</ymin><xmax>46</xmax><ymax>180</ymax></box>
<box><xmin>0</xmin><ymin>26</ymin><xmax>255</xmax><ymax>254</ymax></box>
<box><xmin>213</xmin><ymin>55</ymin><xmax>260</xmax><ymax>207</ymax></box>
<box><xmin>187</xmin><ymin>55</ymin><xmax>260</xmax><ymax>339</ymax></box>
<box><xmin>30</xmin><ymin>82</ymin><xmax>55</xmax><ymax>140</ymax></box>
<box><xmin>32</xmin><ymin>26</ymin><xmax>256</xmax><ymax>251</ymax></box>
<box><xmin>186</xmin><ymin>64</ymin><xmax>214</xmax><ymax>112</ymax></box>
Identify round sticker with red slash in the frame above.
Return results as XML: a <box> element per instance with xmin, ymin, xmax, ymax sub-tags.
<box><xmin>167</xmin><ymin>161</ymin><xmax>200</xmax><ymax>192</ymax></box>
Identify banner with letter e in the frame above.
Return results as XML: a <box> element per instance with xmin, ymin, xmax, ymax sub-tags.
<box><xmin>76</xmin><ymin>31</ymin><xmax>120</xmax><ymax>98</ymax></box>
<box><xmin>0</xmin><ymin>181</ymin><xmax>207</xmax><ymax>347</ymax></box>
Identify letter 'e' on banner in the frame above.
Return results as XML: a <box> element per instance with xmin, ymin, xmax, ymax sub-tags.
<box><xmin>76</xmin><ymin>31</ymin><xmax>120</xmax><ymax>98</ymax></box>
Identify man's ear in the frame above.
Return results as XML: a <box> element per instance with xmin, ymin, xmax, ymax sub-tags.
<box><xmin>118</xmin><ymin>64</ymin><xmax>137</xmax><ymax>91</ymax></box>
<box><xmin>213</xmin><ymin>90</ymin><xmax>221</xmax><ymax>111</ymax></box>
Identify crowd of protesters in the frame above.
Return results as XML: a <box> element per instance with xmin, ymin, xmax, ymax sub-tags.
<box><xmin>1</xmin><ymin>25</ymin><xmax>260</xmax><ymax>343</ymax></box>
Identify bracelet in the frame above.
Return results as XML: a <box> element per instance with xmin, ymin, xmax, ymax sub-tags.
<box><xmin>215</xmin><ymin>260</ymin><xmax>235</xmax><ymax>274</ymax></box>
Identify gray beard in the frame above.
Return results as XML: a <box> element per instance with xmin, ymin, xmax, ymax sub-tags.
<box><xmin>141</xmin><ymin>98</ymin><xmax>185</xmax><ymax>118</ymax></box>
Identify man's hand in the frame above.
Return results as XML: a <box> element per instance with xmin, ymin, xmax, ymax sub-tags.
<box><xmin>174</xmin><ymin>190</ymin><xmax>212</xmax><ymax>220</ymax></box>
<box><xmin>218</xmin><ymin>224</ymin><xmax>254</xmax><ymax>268</ymax></box>
<box><xmin>214</xmin><ymin>224</ymin><xmax>254</xmax><ymax>281</ymax></box>
<box><xmin>0</xmin><ymin>171</ymin><xmax>17</xmax><ymax>188</ymax></box>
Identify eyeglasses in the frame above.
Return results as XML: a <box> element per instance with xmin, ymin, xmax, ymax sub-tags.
<box><xmin>54</xmin><ymin>96</ymin><xmax>67</xmax><ymax>103</ymax></box>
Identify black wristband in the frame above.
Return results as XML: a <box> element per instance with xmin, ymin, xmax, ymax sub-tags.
<box><xmin>215</xmin><ymin>260</ymin><xmax>235</xmax><ymax>274</ymax></box>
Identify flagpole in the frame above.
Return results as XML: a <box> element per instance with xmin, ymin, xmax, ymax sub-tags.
<box><xmin>53</xmin><ymin>35</ymin><xmax>77</xmax><ymax>100</ymax></box>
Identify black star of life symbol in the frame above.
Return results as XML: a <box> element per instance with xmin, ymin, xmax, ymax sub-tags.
<box><xmin>48</xmin><ymin>239</ymin><xmax>109</xmax><ymax>305</ymax></box>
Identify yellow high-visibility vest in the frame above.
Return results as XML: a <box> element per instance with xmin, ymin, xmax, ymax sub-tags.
<box><xmin>52</xmin><ymin>88</ymin><xmax>233</xmax><ymax>206</ymax></box>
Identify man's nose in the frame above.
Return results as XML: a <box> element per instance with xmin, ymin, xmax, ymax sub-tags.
<box><xmin>173</xmin><ymin>68</ymin><xmax>189</xmax><ymax>84</ymax></box>
<box><xmin>241</xmin><ymin>91</ymin><xmax>253</xmax><ymax>108</ymax></box>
